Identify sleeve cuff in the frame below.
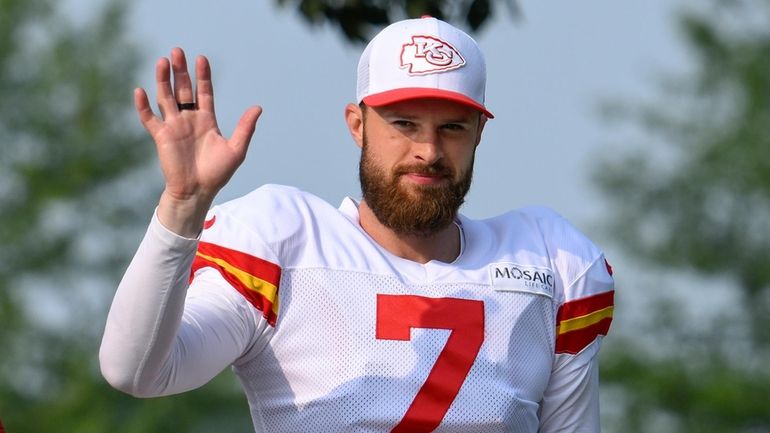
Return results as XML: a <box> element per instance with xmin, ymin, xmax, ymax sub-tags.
<box><xmin>149</xmin><ymin>207</ymin><xmax>201</xmax><ymax>251</ymax></box>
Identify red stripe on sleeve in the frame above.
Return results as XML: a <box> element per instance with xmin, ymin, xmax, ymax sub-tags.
<box><xmin>190</xmin><ymin>242</ymin><xmax>281</xmax><ymax>326</ymax></box>
<box><xmin>194</xmin><ymin>241</ymin><xmax>281</xmax><ymax>287</ymax></box>
<box><xmin>555</xmin><ymin>317</ymin><xmax>613</xmax><ymax>354</ymax></box>
<box><xmin>556</xmin><ymin>290</ymin><xmax>614</xmax><ymax>322</ymax></box>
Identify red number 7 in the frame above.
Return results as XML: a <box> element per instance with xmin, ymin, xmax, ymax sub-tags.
<box><xmin>376</xmin><ymin>294</ymin><xmax>485</xmax><ymax>433</ymax></box>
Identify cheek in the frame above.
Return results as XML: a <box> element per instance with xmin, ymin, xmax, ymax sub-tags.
<box><xmin>448</xmin><ymin>143</ymin><xmax>477</xmax><ymax>171</ymax></box>
<box><xmin>363</xmin><ymin>133</ymin><xmax>411</xmax><ymax>167</ymax></box>
<box><xmin>364</xmin><ymin>118</ymin><xmax>415</xmax><ymax>148</ymax></box>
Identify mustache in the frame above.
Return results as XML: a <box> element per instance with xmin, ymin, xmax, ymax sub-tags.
<box><xmin>393</xmin><ymin>162</ymin><xmax>454</xmax><ymax>178</ymax></box>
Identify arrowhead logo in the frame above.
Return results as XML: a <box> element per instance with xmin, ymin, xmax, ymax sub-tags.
<box><xmin>203</xmin><ymin>215</ymin><xmax>216</xmax><ymax>230</ymax></box>
<box><xmin>400</xmin><ymin>35</ymin><xmax>466</xmax><ymax>75</ymax></box>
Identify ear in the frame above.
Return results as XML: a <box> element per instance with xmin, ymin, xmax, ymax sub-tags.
<box><xmin>345</xmin><ymin>103</ymin><xmax>365</xmax><ymax>149</ymax></box>
<box><xmin>474</xmin><ymin>115</ymin><xmax>487</xmax><ymax>148</ymax></box>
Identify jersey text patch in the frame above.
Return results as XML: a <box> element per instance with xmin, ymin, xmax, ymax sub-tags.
<box><xmin>489</xmin><ymin>262</ymin><xmax>555</xmax><ymax>298</ymax></box>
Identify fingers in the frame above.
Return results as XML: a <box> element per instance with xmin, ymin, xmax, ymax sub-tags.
<box><xmin>153</xmin><ymin>48</ymin><xmax>197</xmax><ymax>118</ymax></box>
<box><xmin>155</xmin><ymin>57</ymin><xmax>176</xmax><ymax>118</ymax></box>
<box><xmin>146</xmin><ymin>48</ymin><xmax>253</xmax><ymax>146</ymax></box>
<box><xmin>195</xmin><ymin>55</ymin><xmax>215</xmax><ymax>113</ymax></box>
<box><xmin>171</xmin><ymin>47</ymin><xmax>195</xmax><ymax>105</ymax></box>
<box><xmin>134</xmin><ymin>87</ymin><xmax>162</xmax><ymax>135</ymax></box>
<box><xmin>229</xmin><ymin>106</ymin><xmax>264</xmax><ymax>157</ymax></box>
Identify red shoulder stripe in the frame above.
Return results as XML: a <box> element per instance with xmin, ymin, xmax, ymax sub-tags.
<box><xmin>557</xmin><ymin>290</ymin><xmax>614</xmax><ymax>322</ymax></box>
<box><xmin>555</xmin><ymin>317</ymin><xmax>613</xmax><ymax>354</ymax></box>
<box><xmin>191</xmin><ymin>241</ymin><xmax>281</xmax><ymax>326</ymax></box>
<box><xmin>555</xmin><ymin>291</ymin><xmax>614</xmax><ymax>354</ymax></box>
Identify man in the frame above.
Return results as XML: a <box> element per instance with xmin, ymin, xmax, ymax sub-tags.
<box><xmin>100</xmin><ymin>17</ymin><xmax>615</xmax><ymax>432</ymax></box>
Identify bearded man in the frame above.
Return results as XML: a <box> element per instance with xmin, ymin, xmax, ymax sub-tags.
<box><xmin>100</xmin><ymin>17</ymin><xmax>615</xmax><ymax>433</ymax></box>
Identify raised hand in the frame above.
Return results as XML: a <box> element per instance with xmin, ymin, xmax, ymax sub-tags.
<box><xmin>134</xmin><ymin>47</ymin><xmax>262</xmax><ymax>237</ymax></box>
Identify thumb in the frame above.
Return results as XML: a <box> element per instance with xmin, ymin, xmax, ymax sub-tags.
<box><xmin>229</xmin><ymin>105</ymin><xmax>263</xmax><ymax>157</ymax></box>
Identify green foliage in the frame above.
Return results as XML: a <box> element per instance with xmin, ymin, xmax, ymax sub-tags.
<box><xmin>275</xmin><ymin>0</ymin><xmax>521</xmax><ymax>42</ymax></box>
<box><xmin>0</xmin><ymin>0</ymin><xmax>253</xmax><ymax>431</ymax></box>
<box><xmin>603</xmin><ymin>344</ymin><xmax>770</xmax><ymax>432</ymax></box>
<box><xmin>595</xmin><ymin>0</ymin><xmax>770</xmax><ymax>431</ymax></box>
<box><xmin>0</xmin><ymin>0</ymin><xmax>525</xmax><ymax>430</ymax></box>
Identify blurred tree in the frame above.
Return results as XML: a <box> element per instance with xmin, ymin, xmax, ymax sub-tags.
<box><xmin>275</xmin><ymin>0</ymin><xmax>521</xmax><ymax>42</ymax></box>
<box><xmin>0</xmin><ymin>0</ymin><xmax>557</xmax><ymax>431</ymax></box>
<box><xmin>0</xmin><ymin>0</ymin><xmax>252</xmax><ymax>431</ymax></box>
<box><xmin>594</xmin><ymin>0</ymin><xmax>770</xmax><ymax>431</ymax></box>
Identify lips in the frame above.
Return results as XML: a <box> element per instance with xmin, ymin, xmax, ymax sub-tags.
<box><xmin>397</xmin><ymin>164</ymin><xmax>452</xmax><ymax>187</ymax></box>
<box><xmin>403</xmin><ymin>172</ymin><xmax>448</xmax><ymax>185</ymax></box>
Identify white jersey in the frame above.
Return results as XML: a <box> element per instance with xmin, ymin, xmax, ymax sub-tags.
<box><xmin>100</xmin><ymin>184</ymin><xmax>615</xmax><ymax>433</ymax></box>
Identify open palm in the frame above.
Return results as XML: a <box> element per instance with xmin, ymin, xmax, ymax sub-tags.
<box><xmin>134</xmin><ymin>48</ymin><xmax>262</xmax><ymax>235</ymax></box>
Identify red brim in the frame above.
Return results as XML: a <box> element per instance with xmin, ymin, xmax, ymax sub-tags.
<box><xmin>363</xmin><ymin>88</ymin><xmax>494</xmax><ymax>119</ymax></box>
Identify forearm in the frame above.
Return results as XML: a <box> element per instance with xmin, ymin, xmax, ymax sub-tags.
<box><xmin>538</xmin><ymin>341</ymin><xmax>602</xmax><ymax>433</ymax></box>
<box><xmin>99</xmin><ymin>211</ymin><xmax>198</xmax><ymax>397</ymax></box>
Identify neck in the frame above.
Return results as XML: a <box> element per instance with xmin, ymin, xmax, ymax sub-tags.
<box><xmin>358</xmin><ymin>200</ymin><xmax>461</xmax><ymax>264</ymax></box>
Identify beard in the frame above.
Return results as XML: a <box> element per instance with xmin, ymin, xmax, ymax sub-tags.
<box><xmin>359</xmin><ymin>135</ymin><xmax>474</xmax><ymax>238</ymax></box>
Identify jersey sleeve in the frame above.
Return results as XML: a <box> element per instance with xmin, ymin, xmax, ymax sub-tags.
<box><xmin>192</xmin><ymin>207</ymin><xmax>283</xmax><ymax>328</ymax></box>
<box><xmin>538</xmin><ymin>254</ymin><xmax>614</xmax><ymax>432</ymax></box>
<box><xmin>99</xmin><ymin>210</ymin><xmax>268</xmax><ymax>397</ymax></box>
<box><xmin>523</xmin><ymin>208</ymin><xmax>615</xmax><ymax>432</ymax></box>
<box><xmin>100</xmin><ymin>185</ymin><xmax>326</xmax><ymax>398</ymax></box>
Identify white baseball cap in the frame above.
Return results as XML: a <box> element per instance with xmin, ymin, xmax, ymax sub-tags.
<box><xmin>356</xmin><ymin>16</ymin><xmax>494</xmax><ymax>119</ymax></box>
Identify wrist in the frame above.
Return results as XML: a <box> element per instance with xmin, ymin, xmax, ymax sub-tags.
<box><xmin>157</xmin><ymin>190</ymin><xmax>216</xmax><ymax>238</ymax></box>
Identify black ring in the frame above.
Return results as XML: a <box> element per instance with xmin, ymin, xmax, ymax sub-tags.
<box><xmin>177</xmin><ymin>102</ymin><xmax>196</xmax><ymax>111</ymax></box>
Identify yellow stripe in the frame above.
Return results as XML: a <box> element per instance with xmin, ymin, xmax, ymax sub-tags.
<box><xmin>196</xmin><ymin>252</ymin><xmax>279</xmax><ymax>314</ymax></box>
<box><xmin>557</xmin><ymin>306</ymin><xmax>614</xmax><ymax>335</ymax></box>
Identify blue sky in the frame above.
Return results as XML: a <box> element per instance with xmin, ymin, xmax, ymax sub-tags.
<box><xmin>120</xmin><ymin>0</ymin><xmax>694</xmax><ymax>225</ymax></box>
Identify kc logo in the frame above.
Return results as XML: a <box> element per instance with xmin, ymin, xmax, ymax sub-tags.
<box><xmin>400</xmin><ymin>35</ymin><xmax>466</xmax><ymax>75</ymax></box>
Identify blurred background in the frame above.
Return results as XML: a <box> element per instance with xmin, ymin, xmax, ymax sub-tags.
<box><xmin>0</xmin><ymin>0</ymin><xmax>768</xmax><ymax>431</ymax></box>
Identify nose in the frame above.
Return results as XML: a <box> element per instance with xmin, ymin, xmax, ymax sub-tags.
<box><xmin>412</xmin><ymin>129</ymin><xmax>443</xmax><ymax>164</ymax></box>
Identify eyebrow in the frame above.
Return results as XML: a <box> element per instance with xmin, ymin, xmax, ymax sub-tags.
<box><xmin>378</xmin><ymin>110</ymin><xmax>417</xmax><ymax>120</ymax></box>
<box><xmin>380</xmin><ymin>111</ymin><xmax>476</xmax><ymax>124</ymax></box>
<box><xmin>443</xmin><ymin>117</ymin><xmax>475</xmax><ymax>124</ymax></box>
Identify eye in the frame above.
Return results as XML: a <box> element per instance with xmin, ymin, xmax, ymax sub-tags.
<box><xmin>392</xmin><ymin>119</ymin><xmax>415</xmax><ymax>128</ymax></box>
<box><xmin>441</xmin><ymin>123</ymin><xmax>467</xmax><ymax>132</ymax></box>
